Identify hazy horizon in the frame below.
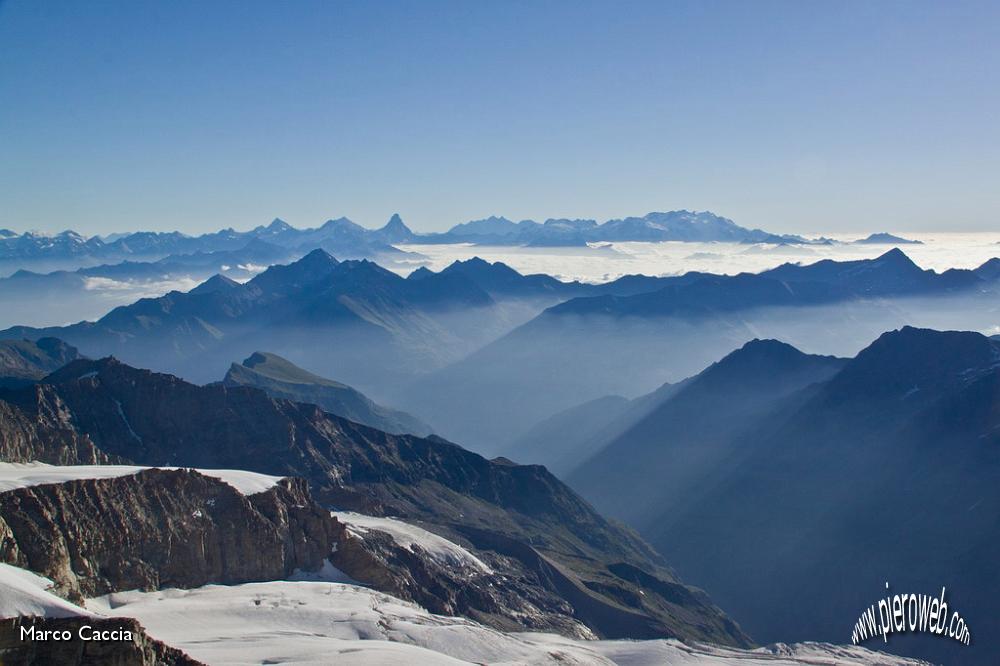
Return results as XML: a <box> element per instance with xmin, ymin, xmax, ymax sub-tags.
<box><xmin>3</xmin><ymin>209</ymin><xmax>998</xmax><ymax>240</ymax></box>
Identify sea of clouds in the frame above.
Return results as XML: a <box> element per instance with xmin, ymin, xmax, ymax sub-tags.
<box><xmin>395</xmin><ymin>232</ymin><xmax>1000</xmax><ymax>283</ymax></box>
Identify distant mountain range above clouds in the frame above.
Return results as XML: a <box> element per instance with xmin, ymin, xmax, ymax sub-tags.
<box><xmin>399</xmin><ymin>248</ymin><xmax>1000</xmax><ymax>451</ymax></box>
<box><xmin>2</xmin><ymin>210</ymin><xmax>924</xmax><ymax>272</ymax></box>
<box><xmin>0</xmin><ymin>216</ymin><xmax>411</xmax><ymax>276</ymax></box>
<box><xmin>0</xmin><ymin>248</ymin><xmax>718</xmax><ymax>389</ymax></box>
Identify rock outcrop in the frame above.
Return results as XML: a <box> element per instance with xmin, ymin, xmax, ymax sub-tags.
<box><xmin>0</xmin><ymin>469</ymin><xmax>341</xmax><ymax>600</ymax></box>
<box><xmin>0</xmin><ymin>616</ymin><xmax>203</xmax><ymax>665</ymax></box>
<box><xmin>329</xmin><ymin>522</ymin><xmax>591</xmax><ymax>637</ymax></box>
<box><xmin>0</xmin><ymin>386</ymin><xmax>112</xmax><ymax>465</ymax></box>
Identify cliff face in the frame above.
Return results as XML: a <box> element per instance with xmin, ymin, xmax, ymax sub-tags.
<box><xmin>0</xmin><ymin>469</ymin><xmax>341</xmax><ymax>600</ymax></box>
<box><xmin>0</xmin><ymin>616</ymin><xmax>203</xmax><ymax>666</ymax></box>
<box><xmin>328</xmin><ymin>521</ymin><xmax>591</xmax><ymax>637</ymax></box>
<box><xmin>0</xmin><ymin>387</ymin><xmax>112</xmax><ymax>465</ymax></box>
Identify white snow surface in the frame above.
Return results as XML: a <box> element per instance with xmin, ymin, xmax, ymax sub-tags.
<box><xmin>0</xmin><ymin>563</ymin><xmax>925</xmax><ymax>665</ymax></box>
<box><xmin>85</xmin><ymin>581</ymin><xmax>924</xmax><ymax>665</ymax></box>
<box><xmin>332</xmin><ymin>510</ymin><xmax>493</xmax><ymax>574</ymax></box>
<box><xmin>0</xmin><ymin>461</ymin><xmax>284</xmax><ymax>496</ymax></box>
<box><xmin>0</xmin><ymin>563</ymin><xmax>95</xmax><ymax>619</ymax></box>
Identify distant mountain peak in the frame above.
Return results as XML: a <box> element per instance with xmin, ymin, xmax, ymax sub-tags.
<box><xmin>877</xmin><ymin>246</ymin><xmax>913</xmax><ymax>261</ymax></box>
<box><xmin>829</xmin><ymin>326</ymin><xmax>999</xmax><ymax>400</ymax></box>
<box><xmin>704</xmin><ymin>338</ymin><xmax>841</xmax><ymax>379</ymax></box>
<box><xmin>854</xmin><ymin>232</ymin><xmax>922</xmax><ymax>245</ymax></box>
<box><xmin>372</xmin><ymin>213</ymin><xmax>415</xmax><ymax>243</ymax></box>
<box><xmin>247</xmin><ymin>248</ymin><xmax>340</xmax><ymax>293</ymax></box>
<box><xmin>235</xmin><ymin>350</ymin><xmax>337</xmax><ymax>387</ymax></box>
<box><xmin>442</xmin><ymin>257</ymin><xmax>522</xmax><ymax>280</ymax></box>
<box><xmin>190</xmin><ymin>274</ymin><xmax>241</xmax><ymax>295</ymax></box>
<box><xmin>223</xmin><ymin>350</ymin><xmax>433</xmax><ymax>436</ymax></box>
<box><xmin>974</xmin><ymin>257</ymin><xmax>1000</xmax><ymax>281</ymax></box>
<box><xmin>266</xmin><ymin>218</ymin><xmax>292</xmax><ymax>231</ymax></box>
<box><xmin>872</xmin><ymin>247</ymin><xmax>922</xmax><ymax>272</ymax></box>
<box><xmin>448</xmin><ymin>256</ymin><xmax>491</xmax><ymax>269</ymax></box>
<box><xmin>321</xmin><ymin>217</ymin><xmax>362</xmax><ymax>230</ymax></box>
<box><xmin>406</xmin><ymin>266</ymin><xmax>434</xmax><ymax>280</ymax></box>
<box><xmin>299</xmin><ymin>247</ymin><xmax>338</xmax><ymax>264</ymax></box>
<box><xmin>447</xmin><ymin>216</ymin><xmax>519</xmax><ymax>238</ymax></box>
<box><xmin>43</xmin><ymin>356</ymin><xmax>124</xmax><ymax>383</ymax></box>
<box><xmin>736</xmin><ymin>338</ymin><xmax>805</xmax><ymax>356</ymax></box>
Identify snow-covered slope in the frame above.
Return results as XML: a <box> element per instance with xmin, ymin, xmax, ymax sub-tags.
<box><xmin>0</xmin><ymin>559</ymin><xmax>925</xmax><ymax>665</ymax></box>
<box><xmin>86</xmin><ymin>581</ymin><xmax>924</xmax><ymax>666</ymax></box>
<box><xmin>333</xmin><ymin>511</ymin><xmax>492</xmax><ymax>573</ymax></box>
<box><xmin>0</xmin><ymin>461</ymin><xmax>283</xmax><ymax>495</ymax></box>
<box><xmin>0</xmin><ymin>563</ymin><xmax>95</xmax><ymax>619</ymax></box>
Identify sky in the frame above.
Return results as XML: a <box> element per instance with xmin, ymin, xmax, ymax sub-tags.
<box><xmin>1</xmin><ymin>0</ymin><xmax>998</xmax><ymax>236</ymax></box>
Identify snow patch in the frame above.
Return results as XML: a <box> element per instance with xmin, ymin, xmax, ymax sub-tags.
<box><xmin>113</xmin><ymin>399</ymin><xmax>142</xmax><ymax>442</ymax></box>
<box><xmin>0</xmin><ymin>563</ymin><xmax>94</xmax><ymax>619</ymax></box>
<box><xmin>0</xmin><ymin>462</ymin><xmax>284</xmax><ymax>496</ymax></box>
<box><xmin>333</xmin><ymin>511</ymin><xmax>492</xmax><ymax>574</ymax></box>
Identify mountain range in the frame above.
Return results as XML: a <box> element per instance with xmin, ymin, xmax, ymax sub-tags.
<box><xmin>563</xmin><ymin>327</ymin><xmax>1000</xmax><ymax>664</ymax></box>
<box><xmin>3</xmin><ymin>246</ymin><xmax>999</xmax><ymax>457</ymax></box>
<box><xmin>0</xmin><ymin>210</ymin><xmax>819</xmax><ymax>276</ymax></box>
<box><xmin>399</xmin><ymin>248</ymin><xmax>1000</xmax><ymax>451</ymax></box>
<box><xmin>0</xmin><ymin>355</ymin><xmax>749</xmax><ymax>647</ymax></box>
<box><xmin>416</xmin><ymin>210</ymin><xmax>801</xmax><ymax>246</ymax></box>
<box><xmin>0</xmin><ymin>251</ymin><xmax>695</xmax><ymax>394</ymax></box>
<box><xmin>0</xmin><ymin>216</ymin><xmax>409</xmax><ymax>277</ymax></box>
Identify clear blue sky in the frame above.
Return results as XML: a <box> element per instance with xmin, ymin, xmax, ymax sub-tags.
<box><xmin>1</xmin><ymin>0</ymin><xmax>998</xmax><ymax>236</ymax></box>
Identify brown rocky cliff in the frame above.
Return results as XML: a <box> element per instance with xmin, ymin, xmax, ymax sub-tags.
<box><xmin>0</xmin><ymin>469</ymin><xmax>342</xmax><ymax>600</ymax></box>
<box><xmin>0</xmin><ymin>616</ymin><xmax>203</xmax><ymax>666</ymax></box>
<box><xmin>0</xmin><ymin>386</ymin><xmax>112</xmax><ymax>464</ymax></box>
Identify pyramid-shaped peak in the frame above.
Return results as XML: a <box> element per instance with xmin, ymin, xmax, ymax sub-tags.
<box><xmin>298</xmin><ymin>248</ymin><xmax>339</xmax><ymax>265</ymax></box>
<box><xmin>875</xmin><ymin>247</ymin><xmax>916</xmax><ymax>264</ymax></box>
<box><xmin>190</xmin><ymin>274</ymin><xmax>241</xmax><ymax>295</ymax></box>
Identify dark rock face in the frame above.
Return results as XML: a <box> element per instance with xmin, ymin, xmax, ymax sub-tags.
<box><xmin>0</xmin><ymin>386</ymin><xmax>112</xmax><ymax>465</ymax></box>
<box><xmin>0</xmin><ymin>616</ymin><xmax>203</xmax><ymax>666</ymax></box>
<box><xmin>0</xmin><ymin>357</ymin><xmax>750</xmax><ymax>647</ymax></box>
<box><xmin>0</xmin><ymin>469</ymin><xmax>342</xmax><ymax>600</ymax></box>
<box><xmin>329</xmin><ymin>522</ymin><xmax>588</xmax><ymax>637</ymax></box>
